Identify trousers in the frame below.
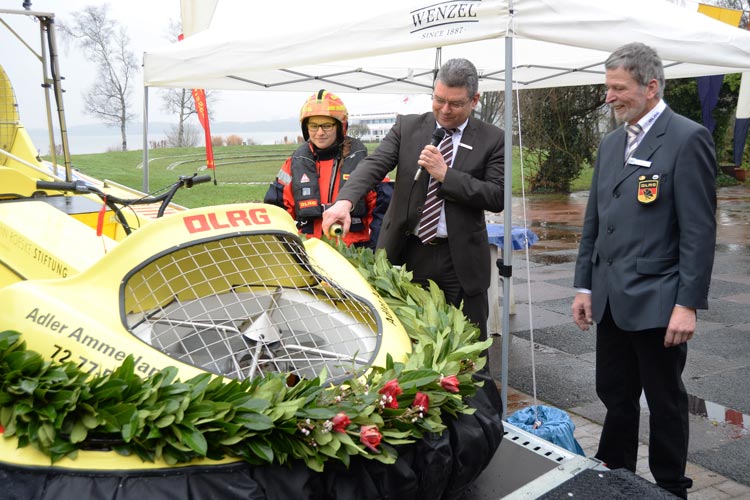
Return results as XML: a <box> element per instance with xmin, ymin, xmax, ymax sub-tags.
<box><xmin>595</xmin><ymin>304</ymin><xmax>692</xmax><ymax>499</ymax></box>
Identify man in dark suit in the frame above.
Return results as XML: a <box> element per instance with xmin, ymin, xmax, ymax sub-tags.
<box><xmin>322</xmin><ymin>58</ymin><xmax>504</xmax><ymax>343</ymax></box>
<box><xmin>572</xmin><ymin>42</ymin><xmax>717</xmax><ymax>499</ymax></box>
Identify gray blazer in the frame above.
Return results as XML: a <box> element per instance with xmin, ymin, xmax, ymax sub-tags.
<box><xmin>337</xmin><ymin>112</ymin><xmax>504</xmax><ymax>296</ymax></box>
<box><xmin>574</xmin><ymin>106</ymin><xmax>717</xmax><ymax>331</ymax></box>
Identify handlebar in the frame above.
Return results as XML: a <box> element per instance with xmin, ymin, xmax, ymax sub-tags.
<box><xmin>36</xmin><ymin>179</ymin><xmax>90</xmax><ymax>193</ymax></box>
<box><xmin>35</xmin><ymin>173</ymin><xmax>212</xmax><ymax>234</ymax></box>
<box><xmin>36</xmin><ymin>174</ymin><xmax>210</xmax><ymax>196</ymax></box>
<box><xmin>185</xmin><ymin>174</ymin><xmax>212</xmax><ymax>186</ymax></box>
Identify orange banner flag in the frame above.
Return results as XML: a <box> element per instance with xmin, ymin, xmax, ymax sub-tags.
<box><xmin>192</xmin><ymin>88</ymin><xmax>215</xmax><ymax>170</ymax></box>
<box><xmin>179</xmin><ymin>34</ymin><xmax>215</xmax><ymax>170</ymax></box>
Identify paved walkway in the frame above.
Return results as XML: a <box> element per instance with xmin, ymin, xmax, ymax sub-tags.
<box><xmin>485</xmin><ymin>186</ymin><xmax>750</xmax><ymax>498</ymax></box>
<box><xmin>506</xmin><ymin>387</ymin><xmax>750</xmax><ymax>499</ymax></box>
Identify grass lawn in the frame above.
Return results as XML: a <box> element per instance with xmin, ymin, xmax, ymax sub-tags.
<box><xmin>68</xmin><ymin>143</ymin><xmax>594</xmax><ymax>209</ymax></box>
<box><xmin>69</xmin><ymin>144</ymin><xmax>298</xmax><ymax>208</ymax></box>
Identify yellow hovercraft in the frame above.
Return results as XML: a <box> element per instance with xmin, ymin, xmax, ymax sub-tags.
<box><xmin>0</xmin><ymin>8</ymin><xmax>502</xmax><ymax>499</ymax></box>
<box><xmin>0</xmin><ymin>7</ymin><xmax>415</xmax><ymax>495</ymax></box>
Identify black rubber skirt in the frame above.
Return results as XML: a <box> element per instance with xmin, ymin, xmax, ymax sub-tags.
<box><xmin>1</xmin><ymin>382</ymin><xmax>503</xmax><ymax>500</ymax></box>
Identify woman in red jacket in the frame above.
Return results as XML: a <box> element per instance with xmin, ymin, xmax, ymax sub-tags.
<box><xmin>265</xmin><ymin>90</ymin><xmax>380</xmax><ymax>247</ymax></box>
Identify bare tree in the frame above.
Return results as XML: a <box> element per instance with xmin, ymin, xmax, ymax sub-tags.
<box><xmin>59</xmin><ymin>5</ymin><xmax>138</xmax><ymax>151</ymax></box>
<box><xmin>161</xmin><ymin>88</ymin><xmax>202</xmax><ymax>147</ymax></box>
<box><xmin>160</xmin><ymin>85</ymin><xmax>217</xmax><ymax>148</ymax></box>
<box><xmin>165</xmin><ymin>123</ymin><xmax>200</xmax><ymax>148</ymax></box>
<box><xmin>474</xmin><ymin>91</ymin><xmax>503</xmax><ymax>126</ymax></box>
<box><xmin>160</xmin><ymin>19</ymin><xmax>217</xmax><ymax>148</ymax></box>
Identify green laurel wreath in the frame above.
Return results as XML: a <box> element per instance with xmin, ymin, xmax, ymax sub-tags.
<box><xmin>0</xmin><ymin>243</ymin><xmax>491</xmax><ymax>471</ymax></box>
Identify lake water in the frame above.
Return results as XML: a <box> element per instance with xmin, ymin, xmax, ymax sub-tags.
<box><xmin>27</xmin><ymin>130</ymin><xmax>301</xmax><ymax>155</ymax></box>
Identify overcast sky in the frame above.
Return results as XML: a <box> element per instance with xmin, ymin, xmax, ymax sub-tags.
<box><xmin>2</xmin><ymin>0</ymin><xmax>430</xmax><ymax>131</ymax></box>
<box><xmin>2</xmin><ymin>0</ymin><xmax>720</xmax><ymax>132</ymax></box>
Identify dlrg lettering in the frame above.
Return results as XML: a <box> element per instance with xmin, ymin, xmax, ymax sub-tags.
<box><xmin>183</xmin><ymin>208</ymin><xmax>272</xmax><ymax>233</ymax></box>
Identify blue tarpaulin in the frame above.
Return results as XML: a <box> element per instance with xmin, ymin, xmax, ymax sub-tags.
<box><xmin>507</xmin><ymin>405</ymin><xmax>585</xmax><ymax>456</ymax></box>
<box><xmin>486</xmin><ymin>224</ymin><xmax>539</xmax><ymax>251</ymax></box>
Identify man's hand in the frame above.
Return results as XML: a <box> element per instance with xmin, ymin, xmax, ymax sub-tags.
<box><xmin>572</xmin><ymin>292</ymin><xmax>594</xmax><ymax>331</ymax></box>
<box><xmin>322</xmin><ymin>200</ymin><xmax>353</xmax><ymax>237</ymax></box>
<box><xmin>664</xmin><ymin>306</ymin><xmax>696</xmax><ymax>348</ymax></box>
<box><xmin>418</xmin><ymin>144</ymin><xmax>449</xmax><ymax>182</ymax></box>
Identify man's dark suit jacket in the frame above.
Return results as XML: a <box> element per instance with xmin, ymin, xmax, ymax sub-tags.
<box><xmin>337</xmin><ymin>112</ymin><xmax>504</xmax><ymax>296</ymax></box>
<box><xmin>574</xmin><ymin>106</ymin><xmax>717</xmax><ymax>331</ymax></box>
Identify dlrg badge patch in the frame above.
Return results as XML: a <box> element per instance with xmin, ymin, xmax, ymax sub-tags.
<box><xmin>637</xmin><ymin>174</ymin><xmax>659</xmax><ymax>204</ymax></box>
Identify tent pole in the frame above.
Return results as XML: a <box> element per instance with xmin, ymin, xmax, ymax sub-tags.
<box><xmin>142</xmin><ymin>86</ymin><xmax>149</xmax><ymax>193</ymax></box>
<box><xmin>500</xmin><ymin>28</ymin><xmax>513</xmax><ymax>419</ymax></box>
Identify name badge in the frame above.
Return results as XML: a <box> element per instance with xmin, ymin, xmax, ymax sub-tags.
<box><xmin>459</xmin><ymin>143</ymin><xmax>473</xmax><ymax>150</ymax></box>
<box><xmin>627</xmin><ymin>158</ymin><xmax>651</xmax><ymax>168</ymax></box>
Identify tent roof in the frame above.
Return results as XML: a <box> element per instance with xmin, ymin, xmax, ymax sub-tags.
<box><xmin>144</xmin><ymin>0</ymin><xmax>750</xmax><ymax>93</ymax></box>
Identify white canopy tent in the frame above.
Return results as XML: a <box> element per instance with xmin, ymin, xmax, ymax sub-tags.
<box><xmin>143</xmin><ymin>0</ymin><xmax>750</xmax><ymax>415</ymax></box>
<box><xmin>146</xmin><ymin>0</ymin><xmax>750</xmax><ymax>92</ymax></box>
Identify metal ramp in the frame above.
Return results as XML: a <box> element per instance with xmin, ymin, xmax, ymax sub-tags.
<box><xmin>466</xmin><ymin>422</ymin><xmax>605</xmax><ymax>499</ymax></box>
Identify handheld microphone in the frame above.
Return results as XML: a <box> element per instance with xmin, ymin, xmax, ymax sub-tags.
<box><xmin>414</xmin><ymin>128</ymin><xmax>446</xmax><ymax>181</ymax></box>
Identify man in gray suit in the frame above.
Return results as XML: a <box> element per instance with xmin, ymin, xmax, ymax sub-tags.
<box><xmin>572</xmin><ymin>42</ymin><xmax>717</xmax><ymax>499</ymax></box>
<box><xmin>322</xmin><ymin>58</ymin><xmax>504</xmax><ymax>343</ymax></box>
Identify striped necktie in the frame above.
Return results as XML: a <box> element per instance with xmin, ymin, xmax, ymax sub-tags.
<box><xmin>625</xmin><ymin>123</ymin><xmax>642</xmax><ymax>164</ymax></box>
<box><xmin>418</xmin><ymin>128</ymin><xmax>455</xmax><ymax>244</ymax></box>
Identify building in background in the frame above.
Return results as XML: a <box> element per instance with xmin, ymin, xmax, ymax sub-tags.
<box><xmin>349</xmin><ymin>112</ymin><xmax>398</xmax><ymax>142</ymax></box>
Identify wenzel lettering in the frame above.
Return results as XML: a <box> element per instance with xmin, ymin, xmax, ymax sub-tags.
<box><xmin>183</xmin><ymin>208</ymin><xmax>272</xmax><ymax>233</ymax></box>
<box><xmin>411</xmin><ymin>1</ymin><xmax>478</xmax><ymax>32</ymax></box>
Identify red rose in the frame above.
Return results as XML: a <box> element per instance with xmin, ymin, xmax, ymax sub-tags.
<box><xmin>331</xmin><ymin>412</ymin><xmax>351</xmax><ymax>433</ymax></box>
<box><xmin>384</xmin><ymin>397</ymin><xmax>399</xmax><ymax>409</ymax></box>
<box><xmin>359</xmin><ymin>425</ymin><xmax>382</xmax><ymax>452</ymax></box>
<box><xmin>440</xmin><ymin>375</ymin><xmax>460</xmax><ymax>393</ymax></box>
<box><xmin>378</xmin><ymin>379</ymin><xmax>403</xmax><ymax>398</ymax></box>
<box><xmin>413</xmin><ymin>392</ymin><xmax>429</xmax><ymax>413</ymax></box>
<box><xmin>378</xmin><ymin>378</ymin><xmax>403</xmax><ymax>409</ymax></box>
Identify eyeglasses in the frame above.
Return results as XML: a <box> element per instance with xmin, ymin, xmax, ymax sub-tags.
<box><xmin>308</xmin><ymin>122</ymin><xmax>337</xmax><ymax>132</ymax></box>
<box><xmin>431</xmin><ymin>94</ymin><xmax>471</xmax><ymax>110</ymax></box>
